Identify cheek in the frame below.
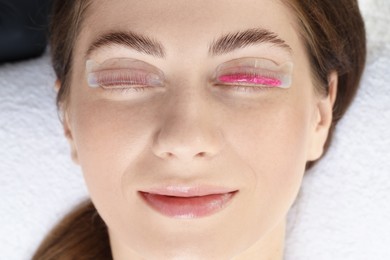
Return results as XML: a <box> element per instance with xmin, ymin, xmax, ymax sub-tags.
<box><xmin>70</xmin><ymin>99</ymin><xmax>158</xmax><ymax>204</ymax></box>
<box><xmin>226</xmin><ymin>94</ymin><xmax>312</xmax><ymax>230</ymax></box>
<box><xmin>228</xmin><ymin>91</ymin><xmax>312</xmax><ymax>173</ymax></box>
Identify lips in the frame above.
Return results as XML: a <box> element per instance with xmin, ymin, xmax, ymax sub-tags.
<box><xmin>139</xmin><ymin>187</ymin><xmax>237</xmax><ymax>219</ymax></box>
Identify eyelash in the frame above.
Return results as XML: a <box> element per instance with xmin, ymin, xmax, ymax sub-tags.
<box><xmin>219</xmin><ymin>84</ymin><xmax>272</xmax><ymax>93</ymax></box>
<box><xmin>103</xmin><ymin>84</ymin><xmax>272</xmax><ymax>96</ymax></box>
<box><xmin>96</xmin><ymin>74</ymin><xmax>275</xmax><ymax>94</ymax></box>
<box><xmin>104</xmin><ymin>85</ymin><xmax>150</xmax><ymax>94</ymax></box>
<box><xmin>93</xmin><ymin>70</ymin><xmax>153</xmax><ymax>86</ymax></box>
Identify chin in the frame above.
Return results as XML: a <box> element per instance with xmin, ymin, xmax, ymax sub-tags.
<box><xmin>140</xmin><ymin>246</ymin><xmax>237</xmax><ymax>260</ymax></box>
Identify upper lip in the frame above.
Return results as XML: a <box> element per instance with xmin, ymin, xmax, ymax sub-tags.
<box><xmin>139</xmin><ymin>185</ymin><xmax>238</xmax><ymax>197</ymax></box>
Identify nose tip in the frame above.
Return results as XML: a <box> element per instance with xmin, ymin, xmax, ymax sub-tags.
<box><xmin>152</xmin><ymin>124</ymin><xmax>224</xmax><ymax>162</ymax></box>
<box><xmin>151</xmin><ymin>88</ymin><xmax>224</xmax><ymax>162</ymax></box>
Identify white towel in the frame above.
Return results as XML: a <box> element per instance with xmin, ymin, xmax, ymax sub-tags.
<box><xmin>0</xmin><ymin>1</ymin><xmax>389</xmax><ymax>259</ymax></box>
<box><xmin>286</xmin><ymin>0</ymin><xmax>390</xmax><ymax>259</ymax></box>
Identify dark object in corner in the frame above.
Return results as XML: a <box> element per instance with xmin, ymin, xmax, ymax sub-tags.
<box><xmin>0</xmin><ymin>0</ymin><xmax>51</xmax><ymax>63</ymax></box>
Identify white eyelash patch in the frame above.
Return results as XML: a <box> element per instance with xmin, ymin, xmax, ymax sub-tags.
<box><xmin>213</xmin><ymin>57</ymin><xmax>293</xmax><ymax>89</ymax></box>
<box><xmin>86</xmin><ymin>58</ymin><xmax>165</xmax><ymax>89</ymax></box>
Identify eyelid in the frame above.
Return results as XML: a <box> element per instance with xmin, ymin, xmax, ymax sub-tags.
<box><xmin>86</xmin><ymin>58</ymin><xmax>165</xmax><ymax>88</ymax></box>
<box><xmin>213</xmin><ymin>57</ymin><xmax>293</xmax><ymax>88</ymax></box>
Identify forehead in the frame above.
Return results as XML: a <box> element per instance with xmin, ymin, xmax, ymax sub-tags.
<box><xmin>85</xmin><ymin>0</ymin><xmax>291</xmax><ymax>26</ymax></box>
<box><xmin>80</xmin><ymin>0</ymin><xmax>300</xmax><ymax>56</ymax></box>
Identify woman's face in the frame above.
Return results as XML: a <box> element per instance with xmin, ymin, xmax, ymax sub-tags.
<box><xmin>63</xmin><ymin>0</ymin><xmax>334</xmax><ymax>258</ymax></box>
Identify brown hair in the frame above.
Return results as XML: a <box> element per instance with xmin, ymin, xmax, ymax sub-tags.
<box><xmin>34</xmin><ymin>0</ymin><xmax>366</xmax><ymax>258</ymax></box>
<box><xmin>283</xmin><ymin>0</ymin><xmax>366</xmax><ymax>168</ymax></box>
<box><xmin>33</xmin><ymin>200</ymin><xmax>112</xmax><ymax>259</ymax></box>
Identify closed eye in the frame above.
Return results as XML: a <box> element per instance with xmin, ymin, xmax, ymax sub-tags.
<box><xmin>88</xmin><ymin>69</ymin><xmax>163</xmax><ymax>89</ymax></box>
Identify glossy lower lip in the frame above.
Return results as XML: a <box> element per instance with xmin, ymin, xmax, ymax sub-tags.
<box><xmin>139</xmin><ymin>191</ymin><xmax>237</xmax><ymax>219</ymax></box>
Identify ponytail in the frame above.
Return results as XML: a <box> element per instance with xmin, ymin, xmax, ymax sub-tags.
<box><xmin>33</xmin><ymin>200</ymin><xmax>112</xmax><ymax>259</ymax></box>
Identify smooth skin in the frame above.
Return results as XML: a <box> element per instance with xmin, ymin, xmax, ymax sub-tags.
<box><xmin>58</xmin><ymin>0</ymin><xmax>337</xmax><ymax>259</ymax></box>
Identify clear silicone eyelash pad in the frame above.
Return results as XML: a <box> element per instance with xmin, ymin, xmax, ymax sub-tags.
<box><xmin>213</xmin><ymin>57</ymin><xmax>293</xmax><ymax>89</ymax></box>
<box><xmin>86</xmin><ymin>58</ymin><xmax>165</xmax><ymax>88</ymax></box>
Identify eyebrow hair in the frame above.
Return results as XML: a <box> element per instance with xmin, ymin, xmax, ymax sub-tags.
<box><xmin>86</xmin><ymin>28</ymin><xmax>292</xmax><ymax>59</ymax></box>
<box><xmin>86</xmin><ymin>31</ymin><xmax>166</xmax><ymax>58</ymax></box>
<box><xmin>208</xmin><ymin>28</ymin><xmax>292</xmax><ymax>56</ymax></box>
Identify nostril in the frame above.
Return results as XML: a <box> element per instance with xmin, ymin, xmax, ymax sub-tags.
<box><xmin>158</xmin><ymin>151</ymin><xmax>208</xmax><ymax>160</ymax></box>
<box><xmin>161</xmin><ymin>152</ymin><xmax>174</xmax><ymax>159</ymax></box>
<box><xmin>197</xmin><ymin>152</ymin><xmax>206</xmax><ymax>157</ymax></box>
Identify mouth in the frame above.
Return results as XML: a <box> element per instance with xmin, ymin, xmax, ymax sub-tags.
<box><xmin>138</xmin><ymin>187</ymin><xmax>238</xmax><ymax>219</ymax></box>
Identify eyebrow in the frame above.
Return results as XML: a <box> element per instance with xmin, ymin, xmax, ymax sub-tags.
<box><xmin>86</xmin><ymin>31</ymin><xmax>166</xmax><ymax>58</ymax></box>
<box><xmin>209</xmin><ymin>28</ymin><xmax>292</xmax><ymax>56</ymax></box>
<box><xmin>86</xmin><ymin>28</ymin><xmax>292</xmax><ymax>59</ymax></box>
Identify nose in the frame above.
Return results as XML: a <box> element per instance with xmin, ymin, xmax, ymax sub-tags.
<box><xmin>152</xmin><ymin>91</ymin><xmax>224</xmax><ymax>162</ymax></box>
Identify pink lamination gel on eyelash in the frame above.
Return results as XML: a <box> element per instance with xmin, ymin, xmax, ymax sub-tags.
<box><xmin>214</xmin><ymin>57</ymin><xmax>293</xmax><ymax>89</ymax></box>
<box><xmin>218</xmin><ymin>74</ymin><xmax>282</xmax><ymax>87</ymax></box>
